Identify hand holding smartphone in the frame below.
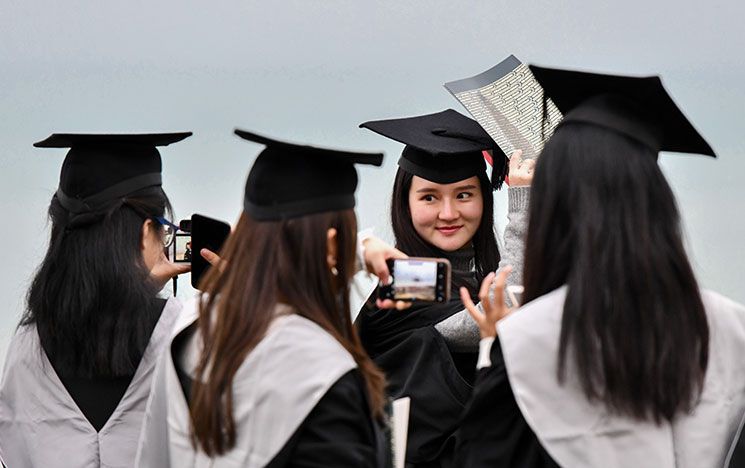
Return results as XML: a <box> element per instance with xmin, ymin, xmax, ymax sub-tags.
<box><xmin>378</xmin><ymin>258</ymin><xmax>451</xmax><ymax>303</ymax></box>
<box><xmin>172</xmin><ymin>214</ymin><xmax>231</xmax><ymax>290</ymax></box>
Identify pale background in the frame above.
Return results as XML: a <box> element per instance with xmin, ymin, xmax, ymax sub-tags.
<box><xmin>2</xmin><ymin>0</ymin><xmax>744</xmax><ymax>367</ymax></box>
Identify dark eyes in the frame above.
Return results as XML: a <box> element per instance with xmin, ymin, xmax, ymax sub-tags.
<box><xmin>419</xmin><ymin>192</ymin><xmax>473</xmax><ymax>202</ymax></box>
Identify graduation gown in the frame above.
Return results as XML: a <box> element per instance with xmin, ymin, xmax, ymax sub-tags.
<box><xmin>358</xmin><ymin>297</ymin><xmax>475</xmax><ymax>468</ymax></box>
<box><xmin>725</xmin><ymin>412</ymin><xmax>745</xmax><ymax>467</ymax></box>
<box><xmin>0</xmin><ymin>297</ymin><xmax>182</xmax><ymax>468</ymax></box>
<box><xmin>455</xmin><ymin>338</ymin><xmax>559</xmax><ymax>467</ymax></box>
<box><xmin>459</xmin><ymin>286</ymin><xmax>745</xmax><ymax>468</ymax></box>
<box><xmin>136</xmin><ymin>299</ymin><xmax>391</xmax><ymax>468</ymax></box>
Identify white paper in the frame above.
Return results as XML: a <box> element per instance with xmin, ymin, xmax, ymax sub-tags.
<box><xmin>391</xmin><ymin>397</ymin><xmax>411</xmax><ymax>468</ymax></box>
<box><xmin>445</xmin><ymin>55</ymin><xmax>563</xmax><ymax>160</ymax></box>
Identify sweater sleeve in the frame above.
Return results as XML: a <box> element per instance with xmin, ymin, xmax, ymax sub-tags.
<box><xmin>435</xmin><ymin>187</ymin><xmax>531</xmax><ymax>352</ymax></box>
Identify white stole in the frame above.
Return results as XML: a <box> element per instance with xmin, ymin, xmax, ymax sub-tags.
<box><xmin>497</xmin><ymin>286</ymin><xmax>745</xmax><ymax>468</ymax></box>
<box><xmin>0</xmin><ymin>297</ymin><xmax>182</xmax><ymax>468</ymax></box>
<box><xmin>136</xmin><ymin>298</ymin><xmax>357</xmax><ymax>468</ymax></box>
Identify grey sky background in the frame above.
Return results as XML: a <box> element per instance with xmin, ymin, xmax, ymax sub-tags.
<box><xmin>2</xmin><ymin>0</ymin><xmax>744</xmax><ymax>366</ymax></box>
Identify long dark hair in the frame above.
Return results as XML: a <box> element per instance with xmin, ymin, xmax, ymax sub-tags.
<box><xmin>522</xmin><ymin>122</ymin><xmax>709</xmax><ymax>423</ymax></box>
<box><xmin>22</xmin><ymin>186</ymin><xmax>171</xmax><ymax>378</ymax></box>
<box><xmin>391</xmin><ymin>167</ymin><xmax>500</xmax><ymax>292</ymax></box>
<box><xmin>190</xmin><ymin>209</ymin><xmax>386</xmax><ymax>456</ymax></box>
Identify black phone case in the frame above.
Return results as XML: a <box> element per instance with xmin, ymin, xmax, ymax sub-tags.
<box><xmin>190</xmin><ymin>214</ymin><xmax>231</xmax><ymax>290</ymax></box>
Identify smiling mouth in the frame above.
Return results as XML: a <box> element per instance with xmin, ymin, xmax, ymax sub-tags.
<box><xmin>435</xmin><ymin>225</ymin><xmax>463</xmax><ymax>235</ymax></box>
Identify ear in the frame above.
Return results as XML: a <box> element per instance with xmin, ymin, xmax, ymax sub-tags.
<box><xmin>141</xmin><ymin>218</ymin><xmax>155</xmax><ymax>252</ymax></box>
<box><xmin>326</xmin><ymin>227</ymin><xmax>338</xmax><ymax>269</ymax></box>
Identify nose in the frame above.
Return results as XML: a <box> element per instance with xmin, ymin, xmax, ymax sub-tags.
<box><xmin>438</xmin><ymin>198</ymin><xmax>459</xmax><ymax>222</ymax></box>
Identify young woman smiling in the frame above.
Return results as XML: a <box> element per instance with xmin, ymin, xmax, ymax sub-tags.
<box><xmin>356</xmin><ymin>109</ymin><xmax>534</xmax><ymax>468</ymax></box>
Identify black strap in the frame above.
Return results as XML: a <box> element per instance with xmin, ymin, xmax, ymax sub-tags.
<box><xmin>56</xmin><ymin>173</ymin><xmax>162</xmax><ymax>214</ymax></box>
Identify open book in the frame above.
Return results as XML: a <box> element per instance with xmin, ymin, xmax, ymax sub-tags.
<box><xmin>445</xmin><ymin>55</ymin><xmax>563</xmax><ymax>160</ymax></box>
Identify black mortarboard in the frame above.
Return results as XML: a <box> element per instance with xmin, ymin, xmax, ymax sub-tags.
<box><xmin>359</xmin><ymin>109</ymin><xmax>509</xmax><ymax>190</ymax></box>
<box><xmin>529</xmin><ymin>66</ymin><xmax>716</xmax><ymax>157</ymax></box>
<box><xmin>34</xmin><ymin>132</ymin><xmax>192</xmax><ymax>216</ymax></box>
<box><xmin>234</xmin><ymin>129</ymin><xmax>384</xmax><ymax>221</ymax></box>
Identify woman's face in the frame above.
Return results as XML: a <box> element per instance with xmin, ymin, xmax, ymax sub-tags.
<box><xmin>408</xmin><ymin>175</ymin><xmax>483</xmax><ymax>252</ymax></box>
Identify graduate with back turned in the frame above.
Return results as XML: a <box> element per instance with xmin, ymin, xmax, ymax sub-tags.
<box><xmin>456</xmin><ymin>66</ymin><xmax>745</xmax><ymax>468</ymax></box>
<box><xmin>137</xmin><ymin>129</ymin><xmax>409</xmax><ymax>467</ymax></box>
<box><xmin>0</xmin><ymin>133</ymin><xmax>192</xmax><ymax>467</ymax></box>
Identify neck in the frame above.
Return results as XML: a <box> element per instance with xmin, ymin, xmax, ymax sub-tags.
<box><xmin>441</xmin><ymin>244</ymin><xmax>477</xmax><ymax>291</ymax></box>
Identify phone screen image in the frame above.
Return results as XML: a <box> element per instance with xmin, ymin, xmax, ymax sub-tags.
<box><xmin>173</xmin><ymin>234</ymin><xmax>192</xmax><ymax>263</ymax></box>
<box><xmin>391</xmin><ymin>259</ymin><xmax>438</xmax><ymax>301</ymax></box>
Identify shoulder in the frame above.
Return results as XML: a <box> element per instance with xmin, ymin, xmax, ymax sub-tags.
<box><xmin>228</xmin><ymin>312</ymin><xmax>357</xmax><ymax>393</ymax></box>
<box><xmin>499</xmin><ymin>286</ymin><xmax>567</xmax><ymax>332</ymax></box>
<box><xmin>3</xmin><ymin>324</ymin><xmax>41</xmax><ymax>367</ymax></box>
<box><xmin>699</xmin><ymin>289</ymin><xmax>745</xmax><ymax>345</ymax></box>
<box><xmin>264</xmin><ymin>314</ymin><xmax>356</xmax><ymax>369</ymax></box>
<box><xmin>700</xmin><ymin>289</ymin><xmax>745</xmax><ymax>315</ymax></box>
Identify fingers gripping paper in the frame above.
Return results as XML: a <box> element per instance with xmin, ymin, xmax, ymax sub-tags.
<box><xmin>445</xmin><ymin>55</ymin><xmax>563</xmax><ymax>160</ymax></box>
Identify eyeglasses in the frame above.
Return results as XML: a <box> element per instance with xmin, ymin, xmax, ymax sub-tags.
<box><xmin>152</xmin><ymin>216</ymin><xmax>180</xmax><ymax>248</ymax></box>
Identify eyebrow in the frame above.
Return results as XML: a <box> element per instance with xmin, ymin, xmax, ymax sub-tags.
<box><xmin>415</xmin><ymin>184</ymin><xmax>477</xmax><ymax>194</ymax></box>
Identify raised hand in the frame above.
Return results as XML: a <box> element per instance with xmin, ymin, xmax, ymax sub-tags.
<box><xmin>459</xmin><ymin>266</ymin><xmax>514</xmax><ymax>338</ymax></box>
<box><xmin>150</xmin><ymin>250</ymin><xmax>191</xmax><ymax>290</ymax></box>
<box><xmin>507</xmin><ymin>150</ymin><xmax>535</xmax><ymax>187</ymax></box>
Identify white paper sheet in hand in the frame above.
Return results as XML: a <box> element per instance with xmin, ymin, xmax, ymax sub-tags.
<box><xmin>444</xmin><ymin>55</ymin><xmax>563</xmax><ymax>160</ymax></box>
<box><xmin>391</xmin><ymin>397</ymin><xmax>411</xmax><ymax>468</ymax></box>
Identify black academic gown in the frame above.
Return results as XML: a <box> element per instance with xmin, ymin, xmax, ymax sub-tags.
<box><xmin>172</xmin><ymin>324</ymin><xmax>392</xmax><ymax>468</ymax></box>
<box><xmin>455</xmin><ymin>337</ymin><xmax>558</xmax><ymax>468</ymax></box>
<box><xmin>46</xmin><ymin>298</ymin><xmax>168</xmax><ymax>431</ymax></box>
<box><xmin>727</xmin><ymin>424</ymin><xmax>745</xmax><ymax>468</ymax></box>
<box><xmin>358</xmin><ymin>295</ymin><xmax>477</xmax><ymax>468</ymax></box>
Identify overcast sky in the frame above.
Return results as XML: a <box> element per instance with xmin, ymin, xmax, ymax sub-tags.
<box><xmin>2</xmin><ymin>0</ymin><xmax>744</xmax><ymax>365</ymax></box>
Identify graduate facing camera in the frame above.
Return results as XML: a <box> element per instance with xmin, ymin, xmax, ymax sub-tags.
<box><xmin>357</xmin><ymin>109</ymin><xmax>532</xmax><ymax>467</ymax></box>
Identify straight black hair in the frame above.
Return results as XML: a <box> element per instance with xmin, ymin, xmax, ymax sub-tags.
<box><xmin>22</xmin><ymin>186</ymin><xmax>172</xmax><ymax>378</ymax></box>
<box><xmin>391</xmin><ymin>167</ymin><xmax>500</xmax><ymax>292</ymax></box>
<box><xmin>522</xmin><ymin>122</ymin><xmax>709</xmax><ymax>423</ymax></box>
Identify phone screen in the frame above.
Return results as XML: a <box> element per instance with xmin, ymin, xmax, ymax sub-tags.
<box><xmin>392</xmin><ymin>259</ymin><xmax>438</xmax><ymax>301</ymax></box>
<box><xmin>173</xmin><ymin>233</ymin><xmax>192</xmax><ymax>263</ymax></box>
<box><xmin>380</xmin><ymin>258</ymin><xmax>450</xmax><ymax>303</ymax></box>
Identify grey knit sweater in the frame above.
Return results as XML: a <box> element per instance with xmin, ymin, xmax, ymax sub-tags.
<box><xmin>434</xmin><ymin>186</ymin><xmax>530</xmax><ymax>352</ymax></box>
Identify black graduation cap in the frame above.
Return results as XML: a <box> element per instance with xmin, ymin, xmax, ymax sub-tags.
<box><xmin>529</xmin><ymin>65</ymin><xmax>716</xmax><ymax>157</ymax></box>
<box><xmin>34</xmin><ymin>132</ymin><xmax>192</xmax><ymax>215</ymax></box>
<box><xmin>234</xmin><ymin>129</ymin><xmax>384</xmax><ymax>221</ymax></box>
<box><xmin>359</xmin><ymin>109</ymin><xmax>508</xmax><ymax>190</ymax></box>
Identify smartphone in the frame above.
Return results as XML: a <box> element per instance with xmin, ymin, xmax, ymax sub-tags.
<box><xmin>506</xmin><ymin>285</ymin><xmax>524</xmax><ymax>308</ymax></box>
<box><xmin>378</xmin><ymin>258</ymin><xmax>451</xmax><ymax>303</ymax></box>
<box><xmin>190</xmin><ymin>214</ymin><xmax>231</xmax><ymax>289</ymax></box>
